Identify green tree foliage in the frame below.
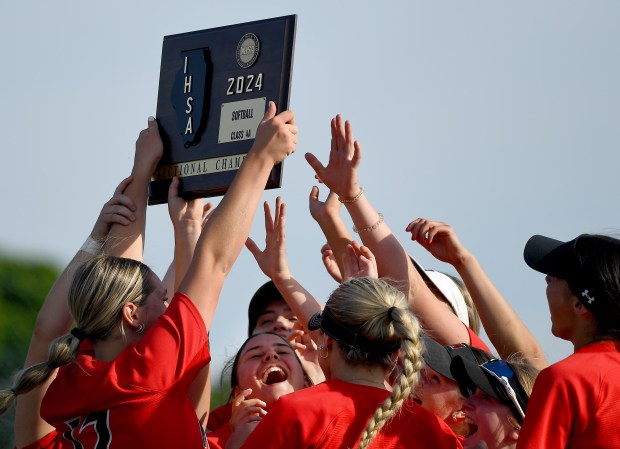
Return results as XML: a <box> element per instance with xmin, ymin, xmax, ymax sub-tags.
<box><xmin>0</xmin><ymin>253</ymin><xmax>59</xmax><ymax>449</ymax></box>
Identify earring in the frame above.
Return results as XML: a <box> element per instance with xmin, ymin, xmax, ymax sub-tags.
<box><xmin>137</xmin><ymin>323</ymin><xmax>145</xmax><ymax>334</ymax></box>
<box><xmin>452</xmin><ymin>411</ymin><xmax>459</xmax><ymax>422</ymax></box>
<box><xmin>318</xmin><ymin>344</ymin><xmax>329</xmax><ymax>359</ymax></box>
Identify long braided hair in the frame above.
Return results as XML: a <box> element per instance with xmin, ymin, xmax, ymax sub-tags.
<box><xmin>325</xmin><ymin>277</ymin><xmax>424</xmax><ymax>449</ymax></box>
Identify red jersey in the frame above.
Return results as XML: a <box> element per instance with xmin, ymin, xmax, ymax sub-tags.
<box><xmin>207</xmin><ymin>402</ymin><xmax>232</xmax><ymax>432</ymax></box>
<box><xmin>18</xmin><ymin>431</ymin><xmax>63</xmax><ymax>449</ymax></box>
<box><xmin>239</xmin><ymin>379</ymin><xmax>462</xmax><ymax>449</ymax></box>
<box><xmin>40</xmin><ymin>292</ymin><xmax>211</xmax><ymax>449</ymax></box>
<box><xmin>517</xmin><ymin>340</ymin><xmax>620</xmax><ymax>449</ymax></box>
<box><xmin>465</xmin><ymin>324</ymin><xmax>492</xmax><ymax>353</ymax></box>
<box><xmin>206</xmin><ymin>403</ymin><xmax>233</xmax><ymax>449</ymax></box>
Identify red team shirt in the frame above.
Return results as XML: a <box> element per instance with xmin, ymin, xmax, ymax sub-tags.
<box><xmin>36</xmin><ymin>292</ymin><xmax>211</xmax><ymax>449</ymax></box>
<box><xmin>517</xmin><ymin>340</ymin><xmax>620</xmax><ymax>449</ymax></box>
<box><xmin>238</xmin><ymin>378</ymin><xmax>462</xmax><ymax>449</ymax></box>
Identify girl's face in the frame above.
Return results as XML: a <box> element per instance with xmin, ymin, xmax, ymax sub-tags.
<box><xmin>545</xmin><ymin>275</ymin><xmax>578</xmax><ymax>341</ymax></box>
<box><xmin>139</xmin><ymin>272</ymin><xmax>169</xmax><ymax>331</ymax></box>
<box><xmin>252</xmin><ymin>300</ymin><xmax>299</xmax><ymax>338</ymax></box>
<box><xmin>414</xmin><ymin>366</ymin><xmax>467</xmax><ymax>435</ymax></box>
<box><xmin>461</xmin><ymin>389</ymin><xmax>520</xmax><ymax>449</ymax></box>
<box><xmin>234</xmin><ymin>334</ymin><xmax>306</xmax><ymax>406</ymax></box>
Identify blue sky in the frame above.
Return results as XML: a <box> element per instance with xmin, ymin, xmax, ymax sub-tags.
<box><xmin>1</xmin><ymin>1</ymin><xmax>619</xmax><ymax>377</ymax></box>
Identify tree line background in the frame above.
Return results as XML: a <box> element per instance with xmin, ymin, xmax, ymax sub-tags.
<box><xmin>0</xmin><ymin>253</ymin><xmax>229</xmax><ymax>449</ymax></box>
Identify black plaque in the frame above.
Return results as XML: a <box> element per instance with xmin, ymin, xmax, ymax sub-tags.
<box><xmin>149</xmin><ymin>15</ymin><xmax>297</xmax><ymax>205</ymax></box>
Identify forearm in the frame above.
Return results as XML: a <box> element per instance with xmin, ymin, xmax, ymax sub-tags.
<box><xmin>173</xmin><ymin>221</ymin><xmax>202</xmax><ymax>292</ymax></box>
<box><xmin>27</xmin><ymin>250</ymin><xmax>93</xmax><ymax>364</ymax></box>
<box><xmin>344</xmin><ymin>195</ymin><xmax>410</xmax><ymax>284</ymax></box>
<box><xmin>454</xmin><ymin>253</ymin><xmax>548</xmax><ymax>367</ymax></box>
<box><xmin>272</xmin><ymin>274</ymin><xmax>323</xmax><ymax>331</ymax></box>
<box><xmin>104</xmin><ymin>162</ymin><xmax>154</xmax><ymax>260</ymax></box>
<box><xmin>180</xmin><ymin>151</ymin><xmax>275</xmax><ymax>326</ymax></box>
<box><xmin>314</xmin><ymin>211</ymin><xmax>352</xmax><ymax>277</ymax></box>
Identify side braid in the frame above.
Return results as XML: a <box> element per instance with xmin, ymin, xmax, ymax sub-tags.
<box><xmin>0</xmin><ymin>333</ymin><xmax>80</xmax><ymax>416</ymax></box>
<box><xmin>357</xmin><ymin>306</ymin><xmax>424</xmax><ymax>449</ymax></box>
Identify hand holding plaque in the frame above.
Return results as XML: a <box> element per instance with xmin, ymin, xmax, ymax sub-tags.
<box><xmin>149</xmin><ymin>15</ymin><xmax>297</xmax><ymax>205</ymax></box>
<box><xmin>251</xmin><ymin>102</ymin><xmax>297</xmax><ymax>165</ymax></box>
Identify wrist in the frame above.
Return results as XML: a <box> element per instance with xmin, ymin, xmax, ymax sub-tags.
<box><xmin>245</xmin><ymin>144</ymin><xmax>280</xmax><ymax>168</ymax></box>
<box><xmin>272</xmin><ymin>271</ymin><xmax>293</xmax><ymax>287</ymax></box>
<box><xmin>173</xmin><ymin>219</ymin><xmax>203</xmax><ymax>234</ymax></box>
<box><xmin>80</xmin><ymin>235</ymin><xmax>103</xmax><ymax>255</ymax></box>
<box><xmin>338</xmin><ymin>187</ymin><xmax>363</xmax><ymax>203</ymax></box>
<box><xmin>452</xmin><ymin>250</ymin><xmax>475</xmax><ymax>272</ymax></box>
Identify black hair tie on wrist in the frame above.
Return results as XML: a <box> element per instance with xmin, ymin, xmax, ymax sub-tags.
<box><xmin>387</xmin><ymin>307</ymin><xmax>398</xmax><ymax>322</ymax></box>
<box><xmin>71</xmin><ymin>327</ymin><xmax>87</xmax><ymax>341</ymax></box>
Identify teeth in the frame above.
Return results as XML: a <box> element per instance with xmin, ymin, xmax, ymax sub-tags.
<box><xmin>261</xmin><ymin>366</ymin><xmax>286</xmax><ymax>383</ymax></box>
<box><xmin>462</xmin><ymin>416</ymin><xmax>478</xmax><ymax>438</ymax></box>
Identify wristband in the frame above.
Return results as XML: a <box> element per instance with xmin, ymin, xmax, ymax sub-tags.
<box><xmin>80</xmin><ymin>236</ymin><xmax>103</xmax><ymax>255</ymax></box>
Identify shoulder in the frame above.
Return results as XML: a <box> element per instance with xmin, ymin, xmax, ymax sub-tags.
<box><xmin>380</xmin><ymin>400</ymin><xmax>463</xmax><ymax>447</ymax></box>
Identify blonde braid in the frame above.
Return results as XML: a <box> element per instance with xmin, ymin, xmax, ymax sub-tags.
<box><xmin>0</xmin><ymin>255</ymin><xmax>153</xmax><ymax>417</ymax></box>
<box><xmin>0</xmin><ymin>333</ymin><xmax>80</xmax><ymax>416</ymax></box>
<box><xmin>357</xmin><ymin>306</ymin><xmax>424</xmax><ymax>449</ymax></box>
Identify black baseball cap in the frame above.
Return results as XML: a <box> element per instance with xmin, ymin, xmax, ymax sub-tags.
<box><xmin>523</xmin><ymin>234</ymin><xmax>617</xmax><ymax>313</ymax></box>
<box><xmin>421</xmin><ymin>334</ymin><xmax>488</xmax><ymax>382</ymax></box>
<box><xmin>247</xmin><ymin>281</ymin><xmax>285</xmax><ymax>336</ymax></box>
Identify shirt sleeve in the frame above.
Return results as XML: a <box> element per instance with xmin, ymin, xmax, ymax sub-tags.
<box><xmin>117</xmin><ymin>292</ymin><xmax>211</xmax><ymax>391</ymax></box>
<box><xmin>240</xmin><ymin>400</ymin><xmax>299</xmax><ymax>449</ymax></box>
<box><xmin>465</xmin><ymin>324</ymin><xmax>492</xmax><ymax>353</ymax></box>
<box><xmin>516</xmin><ymin>366</ymin><xmax>571</xmax><ymax>449</ymax></box>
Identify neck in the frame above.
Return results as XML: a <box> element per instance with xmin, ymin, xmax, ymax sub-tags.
<box><xmin>339</xmin><ymin>376</ymin><xmax>388</xmax><ymax>389</ymax></box>
<box><xmin>93</xmin><ymin>331</ymin><xmax>134</xmax><ymax>362</ymax></box>
<box><xmin>333</xmin><ymin>362</ymin><xmax>390</xmax><ymax>390</ymax></box>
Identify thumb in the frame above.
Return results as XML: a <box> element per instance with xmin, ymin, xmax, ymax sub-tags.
<box><xmin>245</xmin><ymin>237</ymin><xmax>261</xmax><ymax>258</ymax></box>
<box><xmin>304</xmin><ymin>152</ymin><xmax>325</xmax><ymax>177</ymax></box>
<box><xmin>167</xmin><ymin>177</ymin><xmax>180</xmax><ymax>201</ymax></box>
<box><xmin>147</xmin><ymin>116</ymin><xmax>160</xmax><ymax>135</ymax></box>
<box><xmin>261</xmin><ymin>101</ymin><xmax>276</xmax><ymax>122</ymax></box>
<box><xmin>308</xmin><ymin>185</ymin><xmax>320</xmax><ymax>204</ymax></box>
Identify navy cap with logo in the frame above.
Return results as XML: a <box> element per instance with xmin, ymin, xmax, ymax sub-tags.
<box><xmin>450</xmin><ymin>356</ymin><xmax>529</xmax><ymax>423</ymax></box>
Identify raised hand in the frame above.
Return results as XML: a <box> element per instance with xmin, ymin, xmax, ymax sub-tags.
<box><xmin>341</xmin><ymin>241</ymin><xmax>378</xmax><ymax>282</ymax></box>
<box><xmin>245</xmin><ymin>197</ymin><xmax>290</xmax><ymax>283</ymax></box>
<box><xmin>406</xmin><ymin>218</ymin><xmax>469</xmax><ymax>266</ymax></box>
<box><xmin>91</xmin><ymin>176</ymin><xmax>136</xmax><ymax>242</ymax></box>
<box><xmin>288</xmin><ymin>322</ymin><xmax>325</xmax><ymax>385</ymax></box>
<box><xmin>167</xmin><ymin>177</ymin><xmax>207</xmax><ymax>230</ymax></box>
<box><xmin>320</xmin><ymin>243</ymin><xmax>343</xmax><ymax>283</ymax></box>
<box><xmin>305</xmin><ymin>114</ymin><xmax>361</xmax><ymax>200</ymax></box>
<box><xmin>308</xmin><ymin>186</ymin><xmax>341</xmax><ymax>224</ymax></box>
<box><xmin>229</xmin><ymin>388</ymin><xmax>267</xmax><ymax>432</ymax></box>
<box><xmin>251</xmin><ymin>102</ymin><xmax>297</xmax><ymax>166</ymax></box>
<box><xmin>134</xmin><ymin>117</ymin><xmax>164</xmax><ymax>174</ymax></box>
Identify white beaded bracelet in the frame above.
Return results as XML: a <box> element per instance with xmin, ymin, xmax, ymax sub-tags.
<box><xmin>353</xmin><ymin>213</ymin><xmax>384</xmax><ymax>234</ymax></box>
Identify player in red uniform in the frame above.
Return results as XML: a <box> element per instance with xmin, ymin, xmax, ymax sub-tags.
<box><xmin>516</xmin><ymin>234</ymin><xmax>620</xmax><ymax>449</ymax></box>
<box><xmin>236</xmin><ymin>274</ymin><xmax>462</xmax><ymax>449</ymax></box>
<box><xmin>450</xmin><ymin>355</ymin><xmax>539</xmax><ymax>449</ymax></box>
<box><xmin>206</xmin><ymin>332</ymin><xmax>308</xmax><ymax>449</ymax></box>
<box><xmin>0</xmin><ymin>103</ymin><xmax>297</xmax><ymax>448</ymax></box>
